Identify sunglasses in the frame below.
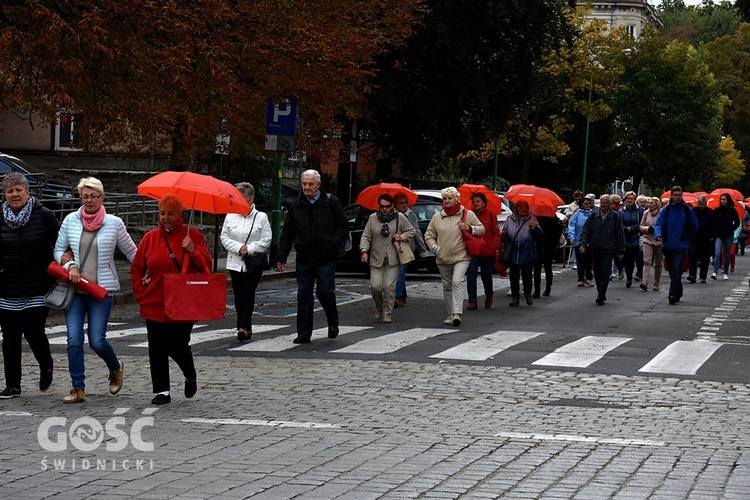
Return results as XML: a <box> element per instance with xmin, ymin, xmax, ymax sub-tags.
<box><xmin>379</xmin><ymin>204</ymin><xmax>392</xmax><ymax>209</ymax></box>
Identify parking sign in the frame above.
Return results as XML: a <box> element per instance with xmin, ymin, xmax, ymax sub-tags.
<box><xmin>266</xmin><ymin>98</ymin><xmax>298</xmax><ymax>135</ymax></box>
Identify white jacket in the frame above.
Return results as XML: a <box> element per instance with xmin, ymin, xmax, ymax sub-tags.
<box><xmin>221</xmin><ymin>208</ymin><xmax>272</xmax><ymax>272</ymax></box>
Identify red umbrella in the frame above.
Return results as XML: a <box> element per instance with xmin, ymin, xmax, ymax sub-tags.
<box><xmin>355</xmin><ymin>182</ymin><xmax>417</xmax><ymax>210</ymax></box>
<box><xmin>707</xmin><ymin>195</ymin><xmax>745</xmax><ymax>219</ymax></box>
<box><xmin>457</xmin><ymin>184</ymin><xmax>503</xmax><ymax>215</ymax></box>
<box><xmin>710</xmin><ymin>188</ymin><xmax>744</xmax><ymax>201</ymax></box>
<box><xmin>504</xmin><ymin>184</ymin><xmax>564</xmax><ymax>217</ymax></box>
<box><xmin>744</xmin><ymin>196</ymin><xmax>750</xmax><ymax>210</ymax></box>
<box><xmin>137</xmin><ymin>171</ymin><xmax>250</xmax><ymax>215</ymax></box>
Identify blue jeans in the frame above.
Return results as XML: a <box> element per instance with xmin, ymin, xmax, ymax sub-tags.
<box><xmin>65</xmin><ymin>293</ymin><xmax>118</xmax><ymax>391</ymax></box>
<box><xmin>295</xmin><ymin>260</ymin><xmax>338</xmax><ymax>340</ymax></box>
<box><xmin>467</xmin><ymin>255</ymin><xmax>495</xmax><ymax>301</ymax></box>
<box><xmin>663</xmin><ymin>249</ymin><xmax>686</xmax><ymax>300</ymax></box>
<box><xmin>713</xmin><ymin>236</ymin><xmax>733</xmax><ymax>275</ymax></box>
<box><xmin>395</xmin><ymin>264</ymin><xmax>408</xmax><ymax>300</ymax></box>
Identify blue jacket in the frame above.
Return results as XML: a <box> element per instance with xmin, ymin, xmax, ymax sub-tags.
<box><xmin>654</xmin><ymin>201</ymin><xmax>698</xmax><ymax>252</ymax></box>
<box><xmin>567</xmin><ymin>208</ymin><xmax>592</xmax><ymax>246</ymax></box>
<box><xmin>619</xmin><ymin>204</ymin><xmax>644</xmax><ymax>247</ymax></box>
<box><xmin>54</xmin><ymin>208</ymin><xmax>138</xmax><ymax>291</ymax></box>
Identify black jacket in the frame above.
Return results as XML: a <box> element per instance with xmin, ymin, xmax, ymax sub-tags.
<box><xmin>714</xmin><ymin>204</ymin><xmax>740</xmax><ymax>239</ymax></box>
<box><xmin>579</xmin><ymin>209</ymin><xmax>626</xmax><ymax>255</ymax></box>
<box><xmin>692</xmin><ymin>206</ymin><xmax>715</xmax><ymax>242</ymax></box>
<box><xmin>277</xmin><ymin>189</ymin><xmax>349</xmax><ymax>266</ymax></box>
<box><xmin>0</xmin><ymin>199</ymin><xmax>60</xmax><ymax>298</ymax></box>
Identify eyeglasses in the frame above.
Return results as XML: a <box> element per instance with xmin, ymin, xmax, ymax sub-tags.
<box><xmin>379</xmin><ymin>204</ymin><xmax>392</xmax><ymax>209</ymax></box>
<box><xmin>81</xmin><ymin>194</ymin><xmax>103</xmax><ymax>201</ymax></box>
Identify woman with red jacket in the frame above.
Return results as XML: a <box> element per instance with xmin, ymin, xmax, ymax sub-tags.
<box><xmin>466</xmin><ymin>193</ymin><xmax>501</xmax><ymax>310</ymax></box>
<box><xmin>131</xmin><ymin>194</ymin><xmax>212</xmax><ymax>405</ymax></box>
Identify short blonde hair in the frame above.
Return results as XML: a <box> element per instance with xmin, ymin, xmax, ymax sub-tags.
<box><xmin>624</xmin><ymin>191</ymin><xmax>636</xmax><ymax>200</ymax></box>
<box><xmin>611</xmin><ymin>194</ymin><xmax>621</xmax><ymax>204</ymax></box>
<box><xmin>158</xmin><ymin>194</ymin><xmax>184</xmax><ymax>214</ymax></box>
<box><xmin>441</xmin><ymin>186</ymin><xmax>460</xmax><ymax>201</ymax></box>
<box><xmin>636</xmin><ymin>194</ymin><xmax>647</xmax><ymax>204</ymax></box>
<box><xmin>77</xmin><ymin>177</ymin><xmax>104</xmax><ymax>195</ymax></box>
<box><xmin>650</xmin><ymin>197</ymin><xmax>662</xmax><ymax>209</ymax></box>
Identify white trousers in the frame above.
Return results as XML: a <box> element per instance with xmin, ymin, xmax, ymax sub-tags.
<box><xmin>438</xmin><ymin>260</ymin><xmax>470</xmax><ymax>315</ymax></box>
<box><xmin>369</xmin><ymin>264</ymin><xmax>401</xmax><ymax>315</ymax></box>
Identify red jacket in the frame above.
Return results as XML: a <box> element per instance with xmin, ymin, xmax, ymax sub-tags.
<box><xmin>473</xmin><ymin>208</ymin><xmax>501</xmax><ymax>257</ymax></box>
<box><xmin>131</xmin><ymin>221</ymin><xmax>213</xmax><ymax>323</ymax></box>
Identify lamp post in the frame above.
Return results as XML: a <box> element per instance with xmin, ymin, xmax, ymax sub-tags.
<box><xmin>582</xmin><ymin>79</ymin><xmax>592</xmax><ymax>193</ymax></box>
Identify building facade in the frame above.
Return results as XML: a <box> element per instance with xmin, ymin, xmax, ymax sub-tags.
<box><xmin>582</xmin><ymin>0</ymin><xmax>663</xmax><ymax>38</ymax></box>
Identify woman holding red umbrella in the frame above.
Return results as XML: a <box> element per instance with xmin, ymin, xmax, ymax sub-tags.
<box><xmin>466</xmin><ymin>192</ymin><xmax>500</xmax><ymax>310</ymax></box>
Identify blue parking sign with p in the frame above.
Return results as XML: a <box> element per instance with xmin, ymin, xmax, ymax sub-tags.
<box><xmin>266</xmin><ymin>98</ymin><xmax>298</xmax><ymax>135</ymax></box>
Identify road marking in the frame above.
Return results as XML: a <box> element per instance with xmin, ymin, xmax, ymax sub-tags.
<box><xmin>0</xmin><ymin>411</ymin><xmax>33</xmax><ymax>417</ymax></box>
<box><xmin>332</xmin><ymin>327</ymin><xmax>455</xmax><ymax>354</ymax></box>
<box><xmin>129</xmin><ymin>325</ymin><xmax>288</xmax><ymax>347</ymax></box>
<box><xmin>48</xmin><ymin>325</ymin><xmax>160</xmax><ymax>345</ymax></box>
<box><xmin>532</xmin><ymin>336</ymin><xmax>632</xmax><ymax>368</ymax></box>
<box><xmin>496</xmin><ymin>431</ymin><xmax>664</xmax><ymax>447</ymax></box>
<box><xmin>180</xmin><ymin>417</ymin><xmax>341</xmax><ymax>429</ymax></box>
<box><xmin>639</xmin><ymin>340</ymin><xmax>722</xmax><ymax>375</ymax></box>
<box><xmin>430</xmin><ymin>330</ymin><xmax>545</xmax><ymax>361</ymax></box>
<box><xmin>229</xmin><ymin>325</ymin><xmax>373</xmax><ymax>352</ymax></box>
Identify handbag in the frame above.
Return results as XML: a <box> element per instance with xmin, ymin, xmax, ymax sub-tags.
<box><xmin>44</xmin><ymin>230</ymin><xmax>98</xmax><ymax>310</ymax></box>
<box><xmin>44</xmin><ymin>282</ymin><xmax>75</xmax><ymax>310</ymax></box>
<box><xmin>241</xmin><ymin>213</ymin><xmax>271</xmax><ymax>272</ymax></box>
<box><xmin>461</xmin><ymin>210</ymin><xmax>487</xmax><ymax>256</ymax></box>
<box><xmin>393</xmin><ymin>216</ymin><xmax>415</xmax><ymax>265</ymax></box>
<box><xmin>162</xmin><ymin>238</ymin><xmax>227</xmax><ymax>321</ymax></box>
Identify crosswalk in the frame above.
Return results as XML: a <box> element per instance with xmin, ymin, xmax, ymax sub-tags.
<box><xmin>42</xmin><ymin>322</ymin><xmax>740</xmax><ymax>377</ymax></box>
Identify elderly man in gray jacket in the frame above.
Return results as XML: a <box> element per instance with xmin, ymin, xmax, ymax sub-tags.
<box><xmin>579</xmin><ymin>194</ymin><xmax>626</xmax><ymax>306</ymax></box>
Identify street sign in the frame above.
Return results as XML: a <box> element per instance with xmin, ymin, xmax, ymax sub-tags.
<box><xmin>266</xmin><ymin>98</ymin><xmax>298</xmax><ymax>135</ymax></box>
<box><xmin>265</xmin><ymin>135</ymin><xmax>296</xmax><ymax>152</ymax></box>
<box><xmin>215</xmin><ymin>134</ymin><xmax>230</xmax><ymax>155</ymax></box>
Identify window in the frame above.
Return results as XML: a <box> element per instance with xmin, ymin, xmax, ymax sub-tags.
<box><xmin>55</xmin><ymin>113</ymin><xmax>83</xmax><ymax>151</ymax></box>
<box><xmin>626</xmin><ymin>25</ymin><xmax>636</xmax><ymax>38</ymax></box>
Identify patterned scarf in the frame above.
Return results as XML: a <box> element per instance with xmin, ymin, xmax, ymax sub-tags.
<box><xmin>376</xmin><ymin>209</ymin><xmax>397</xmax><ymax>236</ymax></box>
<box><xmin>3</xmin><ymin>197</ymin><xmax>34</xmax><ymax>229</ymax></box>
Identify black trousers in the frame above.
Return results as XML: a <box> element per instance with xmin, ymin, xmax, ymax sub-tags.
<box><xmin>623</xmin><ymin>245</ymin><xmax>639</xmax><ymax>282</ymax></box>
<box><xmin>0</xmin><ymin>307</ymin><xmax>53</xmax><ymax>389</ymax></box>
<box><xmin>533</xmin><ymin>252</ymin><xmax>554</xmax><ymax>294</ymax></box>
<box><xmin>574</xmin><ymin>247</ymin><xmax>593</xmax><ymax>282</ymax></box>
<box><xmin>509</xmin><ymin>262</ymin><xmax>534</xmax><ymax>298</ymax></box>
<box><xmin>689</xmin><ymin>240</ymin><xmax>712</xmax><ymax>281</ymax></box>
<box><xmin>229</xmin><ymin>268</ymin><xmax>263</xmax><ymax>331</ymax></box>
<box><xmin>592</xmin><ymin>252</ymin><xmax>617</xmax><ymax>301</ymax></box>
<box><xmin>146</xmin><ymin>320</ymin><xmax>196</xmax><ymax>394</ymax></box>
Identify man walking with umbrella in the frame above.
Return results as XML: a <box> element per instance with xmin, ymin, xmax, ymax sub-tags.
<box><xmin>277</xmin><ymin>170</ymin><xmax>349</xmax><ymax>343</ymax></box>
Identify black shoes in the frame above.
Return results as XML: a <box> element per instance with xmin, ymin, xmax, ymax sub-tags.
<box><xmin>185</xmin><ymin>380</ymin><xmax>197</xmax><ymax>398</ymax></box>
<box><xmin>40</xmin><ymin>365</ymin><xmax>53</xmax><ymax>392</ymax></box>
<box><xmin>687</xmin><ymin>276</ymin><xmax>696</xmax><ymax>284</ymax></box>
<box><xmin>151</xmin><ymin>394</ymin><xmax>171</xmax><ymax>405</ymax></box>
<box><xmin>509</xmin><ymin>297</ymin><xmax>520</xmax><ymax>307</ymax></box>
<box><xmin>626</xmin><ymin>281</ymin><xmax>632</xmax><ymax>288</ymax></box>
<box><xmin>532</xmin><ymin>292</ymin><xmax>540</xmax><ymax>299</ymax></box>
<box><xmin>668</xmin><ymin>296</ymin><xmax>678</xmax><ymax>305</ymax></box>
<box><xmin>525</xmin><ymin>294</ymin><xmax>533</xmax><ymax>306</ymax></box>
<box><xmin>0</xmin><ymin>387</ymin><xmax>21</xmax><ymax>399</ymax></box>
<box><xmin>237</xmin><ymin>327</ymin><xmax>252</xmax><ymax>342</ymax></box>
<box><xmin>293</xmin><ymin>337</ymin><xmax>311</xmax><ymax>344</ymax></box>
<box><xmin>543</xmin><ymin>288</ymin><xmax>551</xmax><ymax>296</ymax></box>
<box><xmin>328</xmin><ymin>326</ymin><xmax>339</xmax><ymax>339</ymax></box>
<box><xmin>596</xmin><ymin>298</ymin><xmax>605</xmax><ymax>306</ymax></box>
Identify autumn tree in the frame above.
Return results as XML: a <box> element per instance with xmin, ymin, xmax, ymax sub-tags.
<box><xmin>660</xmin><ymin>0</ymin><xmax>740</xmax><ymax>46</ymax></box>
<box><xmin>712</xmin><ymin>135</ymin><xmax>745</xmax><ymax>187</ymax></box>
<box><xmin>0</xmin><ymin>0</ymin><xmax>421</xmax><ymax>169</ymax></box>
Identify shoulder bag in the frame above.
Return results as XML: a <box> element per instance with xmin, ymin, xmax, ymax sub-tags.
<box><xmin>242</xmin><ymin>213</ymin><xmax>271</xmax><ymax>272</ymax></box>
<box><xmin>461</xmin><ymin>210</ymin><xmax>487</xmax><ymax>256</ymax></box>
<box><xmin>393</xmin><ymin>215</ymin><xmax>415</xmax><ymax>265</ymax></box>
<box><xmin>162</xmin><ymin>235</ymin><xmax>227</xmax><ymax>321</ymax></box>
<box><xmin>44</xmin><ymin>231</ymin><xmax>98</xmax><ymax>311</ymax></box>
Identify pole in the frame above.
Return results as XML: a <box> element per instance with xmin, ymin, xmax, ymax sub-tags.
<box><xmin>492</xmin><ymin>137</ymin><xmax>499</xmax><ymax>191</ymax></box>
<box><xmin>213</xmin><ymin>154</ymin><xmax>223</xmax><ymax>272</ymax></box>
<box><xmin>270</xmin><ymin>151</ymin><xmax>284</xmax><ymax>264</ymax></box>
<box><xmin>581</xmin><ymin>78</ymin><xmax>593</xmax><ymax>193</ymax></box>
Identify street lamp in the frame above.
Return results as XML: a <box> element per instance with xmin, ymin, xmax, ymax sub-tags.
<box><xmin>582</xmin><ymin>79</ymin><xmax>593</xmax><ymax>193</ymax></box>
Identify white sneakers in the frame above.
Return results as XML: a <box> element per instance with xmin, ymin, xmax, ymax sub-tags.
<box><xmin>723</xmin><ymin>274</ymin><xmax>729</xmax><ymax>280</ymax></box>
<box><xmin>711</xmin><ymin>273</ymin><xmax>717</xmax><ymax>280</ymax></box>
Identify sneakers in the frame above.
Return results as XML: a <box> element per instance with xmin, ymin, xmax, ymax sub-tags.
<box><xmin>711</xmin><ymin>273</ymin><xmax>717</xmax><ymax>280</ymax></box>
<box><xmin>443</xmin><ymin>315</ymin><xmax>455</xmax><ymax>325</ymax></box>
<box><xmin>577</xmin><ymin>281</ymin><xmax>585</xmax><ymax>287</ymax></box>
<box><xmin>109</xmin><ymin>361</ymin><xmax>124</xmax><ymax>395</ymax></box>
<box><xmin>63</xmin><ymin>388</ymin><xmax>85</xmax><ymax>404</ymax></box>
<box><xmin>0</xmin><ymin>387</ymin><xmax>21</xmax><ymax>399</ymax></box>
<box><xmin>723</xmin><ymin>274</ymin><xmax>729</xmax><ymax>280</ymax></box>
<box><xmin>452</xmin><ymin>314</ymin><xmax>461</xmax><ymax>326</ymax></box>
<box><xmin>584</xmin><ymin>280</ymin><xmax>594</xmax><ymax>287</ymax></box>
<box><xmin>484</xmin><ymin>295</ymin><xmax>493</xmax><ymax>308</ymax></box>
<box><xmin>382</xmin><ymin>315</ymin><xmax>392</xmax><ymax>323</ymax></box>
<box><xmin>467</xmin><ymin>300</ymin><xmax>478</xmax><ymax>311</ymax></box>
<box><xmin>40</xmin><ymin>365</ymin><xmax>53</xmax><ymax>392</ymax></box>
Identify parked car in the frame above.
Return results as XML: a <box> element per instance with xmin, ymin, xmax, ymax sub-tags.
<box><xmin>0</xmin><ymin>153</ymin><xmax>77</xmax><ymax>212</ymax></box>
<box><xmin>336</xmin><ymin>195</ymin><xmax>442</xmax><ymax>274</ymax></box>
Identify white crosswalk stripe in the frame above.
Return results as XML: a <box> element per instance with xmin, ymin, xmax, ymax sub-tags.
<box><xmin>532</xmin><ymin>336</ymin><xmax>632</xmax><ymax>368</ymax></box>
<box><xmin>48</xmin><ymin>324</ymin><xmax>154</xmax><ymax>345</ymax></box>
<box><xmin>130</xmin><ymin>325</ymin><xmax>288</xmax><ymax>347</ymax></box>
<box><xmin>332</xmin><ymin>327</ymin><xmax>455</xmax><ymax>354</ymax></box>
<box><xmin>430</xmin><ymin>330</ymin><xmax>544</xmax><ymax>361</ymax></box>
<box><xmin>638</xmin><ymin>340</ymin><xmax>723</xmax><ymax>376</ymax></box>
<box><xmin>229</xmin><ymin>325</ymin><xmax>373</xmax><ymax>352</ymax></box>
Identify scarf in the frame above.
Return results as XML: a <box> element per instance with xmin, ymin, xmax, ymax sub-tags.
<box><xmin>2</xmin><ymin>197</ymin><xmax>34</xmax><ymax>229</ymax></box>
<box><xmin>80</xmin><ymin>205</ymin><xmax>106</xmax><ymax>232</ymax></box>
<box><xmin>376</xmin><ymin>209</ymin><xmax>398</xmax><ymax>236</ymax></box>
<box><xmin>443</xmin><ymin>203</ymin><xmax>461</xmax><ymax>217</ymax></box>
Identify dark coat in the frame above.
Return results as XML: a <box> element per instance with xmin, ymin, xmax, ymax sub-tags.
<box><xmin>278</xmin><ymin>189</ymin><xmax>349</xmax><ymax>266</ymax></box>
<box><xmin>714</xmin><ymin>204</ymin><xmax>740</xmax><ymax>239</ymax></box>
<box><xmin>579</xmin><ymin>209</ymin><xmax>626</xmax><ymax>255</ymax></box>
<box><xmin>0</xmin><ymin>199</ymin><xmax>60</xmax><ymax>298</ymax></box>
<box><xmin>692</xmin><ymin>206</ymin><xmax>715</xmax><ymax>242</ymax></box>
<box><xmin>619</xmin><ymin>204</ymin><xmax>644</xmax><ymax>247</ymax></box>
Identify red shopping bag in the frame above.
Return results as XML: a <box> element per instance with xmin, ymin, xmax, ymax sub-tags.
<box><xmin>164</xmin><ymin>263</ymin><xmax>227</xmax><ymax>321</ymax></box>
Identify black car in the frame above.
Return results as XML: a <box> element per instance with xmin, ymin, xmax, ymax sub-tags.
<box><xmin>336</xmin><ymin>196</ymin><xmax>442</xmax><ymax>274</ymax></box>
<box><xmin>0</xmin><ymin>153</ymin><xmax>77</xmax><ymax>213</ymax></box>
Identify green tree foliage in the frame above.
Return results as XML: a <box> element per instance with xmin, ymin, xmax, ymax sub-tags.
<box><xmin>365</xmin><ymin>0</ymin><xmax>574</xmax><ymax>176</ymax></box>
<box><xmin>660</xmin><ymin>0</ymin><xmax>741</xmax><ymax>46</ymax></box>
<box><xmin>712</xmin><ymin>135</ymin><xmax>745</xmax><ymax>187</ymax></box>
<box><xmin>603</xmin><ymin>31</ymin><xmax>725</xmax><ymax>191</ymax></box>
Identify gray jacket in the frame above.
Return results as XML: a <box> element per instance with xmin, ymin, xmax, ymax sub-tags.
<box><xmin>579</xmin><ymin>208</ymin><xmax>626</xmax><ymax>255</ymax></box>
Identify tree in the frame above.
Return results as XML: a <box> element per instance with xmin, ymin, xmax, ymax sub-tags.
<box><xmin>660</xmin><ymin>0</ymin><xmax>741</xmax><ymax>46</ymax></box>
<box><xmin>0</xmin><ymin>0</ymin><xmax>420</xmax><ymax>169</ymax></box>
<box><xmin>365</xmin><ymin>0</ymin><xmax>574</xmax><ymax>176</ymax></box>
<box><xmin>603</xmin><ymin>31</ymin><xmax>725</xmax><ymax>191</ymax></box>
<box><xmin>712</xmin><ymin>135</ymin><xmax>745</xmax><ymax>187</ymax></box>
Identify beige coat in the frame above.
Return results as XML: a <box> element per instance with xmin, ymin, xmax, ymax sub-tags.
<box><xmin>424</xmin><ymin>207</ymin><xmax>485</xmax><ymax>264</ymax></box>
<box><xmin>360</xmin><ymin>212</ymin><xmax>416</xmax><ymax>267</ymax></box>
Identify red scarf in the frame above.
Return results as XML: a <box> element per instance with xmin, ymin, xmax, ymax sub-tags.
<box><xmin>80</xmin><ymin>205</ymin><xmax>106</xmax><ymax>232</ymax></box>
<box><xmin>443</xmin><ymin>203</ymin><xmax>461</xmax><ymax>217</ymax></box>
